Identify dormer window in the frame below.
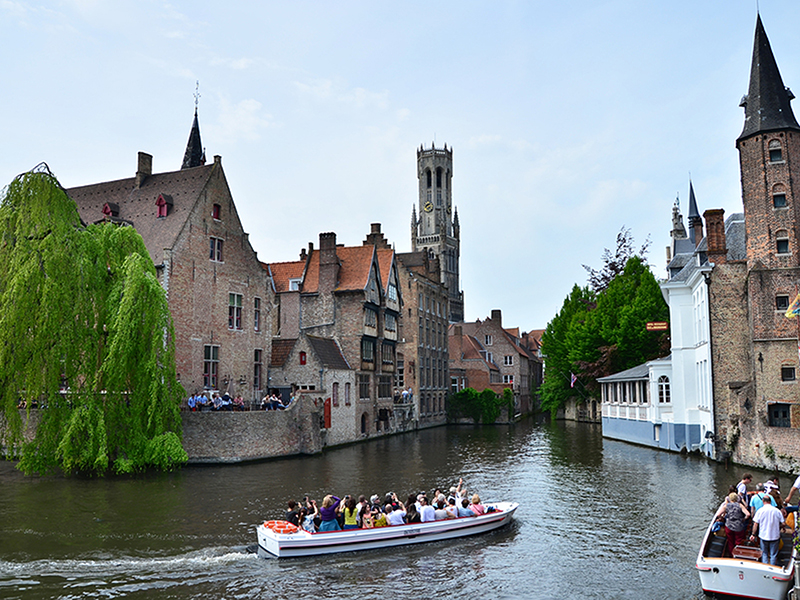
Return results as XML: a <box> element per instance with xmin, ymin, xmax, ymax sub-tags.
<box><xmin>769</xmin><ymin>140</ymin><xmax>783</xmax><ymax>163</ymax></box>
<box><xmin>155</xmin><ymin>194</ymin><xmax>172</xmax><ymax>218</ymax></box>
<box><xmin>289</xmin><ymin>278</ymin><xmax>301</xmax><ymax>291</ymax></box>
<box><xmin>212</xmin><ymin>203</ymin><xmax>221</xmax><ymax>220</ymax></box>
<box><xmin>102</xmin><ymin>202</ymin><xmax>119</xmax><ymax>218</ymax></box>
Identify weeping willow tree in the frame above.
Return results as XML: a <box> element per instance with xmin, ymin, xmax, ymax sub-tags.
<box><xmin>0</xmin><ymin>165</ymin><xmax>187</xmax><ymax>475</ymax></box>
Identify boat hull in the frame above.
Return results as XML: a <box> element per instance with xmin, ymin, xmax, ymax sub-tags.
<box><xmin>257</xmin><ymin>501</ymin><xmax>518</xmax><ymax>558</ymax></box>
<box><xmin>696</xmin><ymin>518</ymin><xmax>795</xmax><ymax>600</ymax></box>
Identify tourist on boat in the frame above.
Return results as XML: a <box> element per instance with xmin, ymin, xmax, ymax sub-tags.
<box><xmin>419</xmin><ymin>496</ymin><xmax>436</xmax><ymax>522</ymax></box>
<box><xmin>319</xmin><ymin>495</ymin><xmax>342</xmax><ymax>532</ymax></box>
<box><xmin>361</xmin><ymin>506</ymin><xmax>375</xmax><ymax>528</ymax></box>
<box><xmin>736</xmin><ymin>474</ymin><xmax>752</xmax><ymax>504</ymax></box>
<box><xmin>300</xmin><ymin>501</ymin><xmax>318</xmax><ymax>533</ymax></box>
<box><xmin>339</xmin><ymin>496</ymin><xmax>360</xmax><ymax>530</ymax></box>
<box><xmin>469</xmin><ymin>494</ymin><xmax>486</xmax><ymax>516</ymax></box>
<box><xmin>369</xmin><ymin>494</ymin><xmax>382</xmax><ymax>513</ymax></box>
<box><xmin>285</xmin><ymin>500</ymin><xmax>301</xmax><ymax>526</ymax></box>
<box><xmin>750</xmin><ymin>483</ymin><xmax>768</xmax><ymax>515</ymax></box>
<box><xmin>458</xmin><ymin>498</ymin><xmax>475</xmax><ymax>517</ymax></box>
<box><xmin>386</xmin><ymin>495</ymin><xmax>407</xmax><ymax>526</ymax></box>
<box><xmin>750</xmin><ymin>494</ymin><xmax>786</xmax><ymax>566</ymax></box>
<box><xmin>405</xmin><ymin>496</ymin><xmax>421</xmax><ymax>523</ymax></box>
<box><xmin>433</xmin><ymin>496</ymin><xmax>449</xmax><ymax>521</ymax></box>
<box><xmin>764</xmin><ymin>476</ymin><xmax>780</xmax><ymax>495</ymax></box>
<box><xmin>445</xmin><ymin>498</ymin><xmax>459</xmax><ymax>519</ymax></box>
<box><xmin>714</xmin><ymin>492</ymin><xmax>750</xmax><ymax>556</ymax></box>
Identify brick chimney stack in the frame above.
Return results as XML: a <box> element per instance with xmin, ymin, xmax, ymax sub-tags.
<box><xmin>318</xmin><ymin>232</ymin><xmax>338</xmax><ymax>293</ymax></box>
<box><xmin>704</xmin><ymin>209</ymin><xmax>727</xmax><ymax>264</ymax></box>
<box><xmin>135</xmin><ymin>152</ymin><xmax>152</xmax><ymax>188</ymax></box>
<box><xmin>490</xmin><ymin>309</ymin><xmax>502</xmax><ymax>327</ymax></box>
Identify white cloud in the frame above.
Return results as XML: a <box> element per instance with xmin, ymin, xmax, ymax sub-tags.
<box><xmin>294</xmin><ymin>78</ymin><xmax>389</xmax><ymax>110</ymax></box>
<box><xmin>209</xmin><ymin>98</ymin><xmax>272</xmax><ymax>143</ymax></box>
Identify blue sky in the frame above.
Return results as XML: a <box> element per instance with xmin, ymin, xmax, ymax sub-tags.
<box><xmin>1</xmin><ymin>1</ymin><xmax>796</xmax><ymax>332</ymax></box>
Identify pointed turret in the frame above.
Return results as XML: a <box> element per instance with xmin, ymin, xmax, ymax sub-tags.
<box><xmin>182</xmin><ymin>108</ymin><xmax>205</xmax><ymax>169</ymax></box>
<box><xmin>688</xmin><ymin>181</ymin><xmax>703</xmax><ymax>246</ymax></box>
<box><xmin>738</xmin><ymin>15</ymin><xmax>800</xmax><ymax>141</ymax></box>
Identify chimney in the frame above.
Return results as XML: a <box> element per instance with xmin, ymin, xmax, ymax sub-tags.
<box><xmin>490</xmin><ymin>309</ymin><xmax>502</xmax><ymax>326</ymax></box>
<box><xmin>704</xmin><ymin>209</ymin><xmax>727</xmax><ymax>264</ymax></box>
<box><xmin>454</xmin><ymin>325</ymin><xmax>462</xmax><ymax>337</ymax></box>
<box><xmin>318</xmin><ymin>232</ymin><xmax>338</xmax><ymax>293</ymax></box>
<box><xmin>135</xmin><ymin>152</ymin><xmax>152</xmax><ymax>188</ymax></box>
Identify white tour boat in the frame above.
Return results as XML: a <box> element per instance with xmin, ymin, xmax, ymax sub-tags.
<box><xmin>256</xmin><ymin>501</ymin><xmax>518</xmax><ymax>558</ymax></box>
<box><xmin>695</xmin><ymin>514</ymin><xmax>796</xmax><ymax>600</ymax></box>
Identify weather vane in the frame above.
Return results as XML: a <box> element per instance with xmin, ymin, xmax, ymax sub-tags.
<box><xmin>194</xmin><ymin>81</ymin><xmax>200</xmax><ymax>110</ymax></box>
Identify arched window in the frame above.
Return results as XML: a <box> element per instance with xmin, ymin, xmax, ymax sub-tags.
<box><xmin>773</xmin><ymin>183</ymin><xmax>787</xmax><ymax>208</ymax></box>
<box><xmin>769</xmin><ymin>139</ymin><xmax>783</xmax><ymax>163</ymax></box>
<box><xmin>332</xmin><ymin>382</ymin><xmax>339</xmax><ymax>407</ymax></box>
<box><xmin>361</xmin><ymin>412</ymin><xmax>368</xmax><ymax>434</ymax></box>
<box><xmin>776</xmin><ymin>229</ymin><xmax>790</xmax><ymax>255</ymax></box>
<box><xmin>658</xmin><ymin>375</ymin><xmax>671</xmax><ymax>403</ymax></box>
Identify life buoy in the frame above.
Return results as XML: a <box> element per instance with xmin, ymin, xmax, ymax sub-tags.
<box><xmin>264</xmin><ymin>520</ymin><xmax>298</xmax><ymax>534</ymax></box>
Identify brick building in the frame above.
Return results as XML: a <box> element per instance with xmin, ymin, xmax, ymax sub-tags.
<box><xmin>67</xmin><ymin>110</ymin><xmax>272</xmax><ymax>402</ymax></box>
<box><xmin>452</xmin><ymin>310</ymin><xmax>542</xmax><ymax>416</ymax></box>
<box><xmin>265</xmin><ymin>228</ymin><xmax>408</xmax><ymax>441</ymax></box>
<box><xmin>706</xmin><ymin>15</ymin><xmax>800</xmax><ymax>470</ymax></box>
<box><xmin>395</xmin><ymin>247</ymin><xmax>451</xmax><ymax>428</ymax></box>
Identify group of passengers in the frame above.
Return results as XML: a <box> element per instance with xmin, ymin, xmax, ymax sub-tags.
<box><xmin>713</xmin><ymin>472</ymin><xmax>799</xmax><ymax>566</ymax></box>
<box><xmin>284</xmin><ymin>478</ymin><xmax>489</xmax><ymax>533</ymax></box>
<box><xmin>187</xmin><ymin>392</ymin><xmax>245</xmax><ymax>411</ymax></box>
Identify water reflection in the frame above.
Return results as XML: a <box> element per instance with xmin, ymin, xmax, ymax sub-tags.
<box><xmin>0</xmin><ymin>419</ymin><xmax>783</xmax><ymax>599</ymax></box>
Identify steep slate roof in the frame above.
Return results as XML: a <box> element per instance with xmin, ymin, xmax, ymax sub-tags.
<box><xmin>739</xmin><ymin>15</ymin><xmax>800</xmax><ymax>141</ymax></box>
<box><xmin>270</xmin><ymin>339</ymin><xmax>297</xmax><ymax>367</ymax></box>
<box><xmin>67</xmin><ymin>164</ymin><xmax>215</xmax><ymax>266</ymax></box>
<box><xmin>307</xmin><ymin>335</ymin><xmax>351</xmax><ymax>370</ymax></box>
<box><xmin>266</xmin><ymin>260</ymin><xmax>305</xmax><ymax>293</ymax></box>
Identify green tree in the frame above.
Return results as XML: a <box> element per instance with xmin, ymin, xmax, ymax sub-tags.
<box><xmin>540</xmin><ymin>285</ymin><xmax>594</xmax><ymax>415</ymax></box>
<box><xmin>0</xmin><ymin>165</ymin><xmax>187</xmax><ymax>475</ymax></box>
<box><xmin>447</xmin><ymin>387</ymin><xmax>510</xmax><ymax>423</ymax></box>
<box><xmin>540</xmin><ymin>238</ymin><xmax>668</xmax><ymax>417</ymax></box>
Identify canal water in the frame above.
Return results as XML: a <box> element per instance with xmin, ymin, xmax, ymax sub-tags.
<box><xmin>0</xmin><ymin>419</ymin><xmax>780</xmax><ymax>599</ymax></box>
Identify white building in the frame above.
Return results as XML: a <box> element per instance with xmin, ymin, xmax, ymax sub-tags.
<box><xmin>600</xmin><ymin>190</ymin><xmax>723</xmax><ymax>458</ymax></box>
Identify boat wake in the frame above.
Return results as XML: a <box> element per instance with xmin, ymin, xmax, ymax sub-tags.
<box><xmin>0</xmin><ymin>547</ymin><xmax>261</xmax><ymax>598</ymax></box>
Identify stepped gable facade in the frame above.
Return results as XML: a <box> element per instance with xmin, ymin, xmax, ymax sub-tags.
<box><xmin>67</xmin><ymin>113</ymin><xmax>272</xmax><ymax>402</ymax></box>
<box><xmin>265</xmin><ymin>227</ymin><xmax>407</xmax><ymax>438</ymax></box>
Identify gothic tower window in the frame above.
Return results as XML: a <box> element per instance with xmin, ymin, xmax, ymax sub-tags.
<box><xmin>769</xmin><ymin>139</ymin><xmax>783</xmax><ymax>163</ymax></box>
<box><xmin>776</xmin><ymin>229</ymin><xmax>790</xmax><ymax>254</ymax></box>
<box><xmin>773</xmin><ymin>183</ymin><xmax>787</xmax><ymax>208</ymax></box>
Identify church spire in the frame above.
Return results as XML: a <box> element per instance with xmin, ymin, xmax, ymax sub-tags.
<box><xmin>182</xmin><ymin>84</ymin><xmax>206</xmax><ymax>169</ymax></box>
<box><xmin>687</xmin><ymin>180</ymin><xmax>703</xmax><ymax>246</ymax></box>
<box><xmin>738</xmin><ymin>14</ymin><xmax>800</xmax><ymax>141</ymax></box>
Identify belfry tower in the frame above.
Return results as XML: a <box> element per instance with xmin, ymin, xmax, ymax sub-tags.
<box><xmin>411</xmin><ymin>143</ymin><xmax>463</xmax><ymax>322</ymax></box>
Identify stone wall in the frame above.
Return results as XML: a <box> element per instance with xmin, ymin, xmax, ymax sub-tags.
<box><xmin>2</xmin><ymin>397</ymin><xmax>323</xmax><ymax>464</ymax></box>
<box><xmin>181</xmin><ymin>396</ymin><xmax>322</xmax><ymax>462</ymax></box>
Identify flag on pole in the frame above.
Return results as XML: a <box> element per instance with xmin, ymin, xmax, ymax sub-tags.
<box><xmin>570</xmin><ymin>373</ymin><xmax>577</xmax><ymax>388</ymax></box>
<box><xmin>785</xmin><ymin>293</ymin><xmax>800</xmax><ymax>318</ymax></box>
